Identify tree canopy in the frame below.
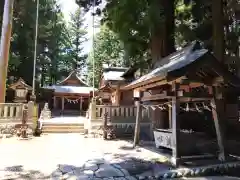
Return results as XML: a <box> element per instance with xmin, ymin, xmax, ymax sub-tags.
<box><xmin>0</xmin><ymin>0</ymin><xmax>88</xmax><ymax>87</ymax></box>
<box><xmin>68</xmin><ymin>8</ymin><xmax>88</xmax><ymax>73</ymax></box>
<box><xmin>87</xmin><ymin>25</ymin><xmax>125</xmax><ymax>87</ymax></box>
<box><xmin>76</xmin><ymin>0</ymin><xmax>240</xmax><ymax>75</ymax></box>
<box><xmin>0</xmin><ymin>0</ymin><xmax>239</xmax><ymax>89</ymax></box>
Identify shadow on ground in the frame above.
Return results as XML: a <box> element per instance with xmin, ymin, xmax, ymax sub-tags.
<box><xmin>118</xmin><ymin>141</ymin><xmax>240</xmax><ymax>178</ymax></box>
<box><xmin>0</xmin><ymin>153</ymin><xmax>172</xmax><ymax>179</ymax></box>
<box><xmin>1</xmin><ymin>154</ymin><xmax>240</xmax><ymax>179</ymax></box>
<box><xmin>0</xmin><ymin>165</ymin><xmax>50</xmax><ymax>179</ymax></box>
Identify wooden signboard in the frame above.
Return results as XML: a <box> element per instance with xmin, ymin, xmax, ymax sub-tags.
<box><xmin>153</xmin><ymin>130</ymin><xmax>172</xmax><ymax>149</ymax></box>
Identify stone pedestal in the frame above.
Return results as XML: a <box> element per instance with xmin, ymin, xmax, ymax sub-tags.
<box><xmin>85</xmin><ymin>98</ymin><xmax>97</xmax><ymax>133</ymax></box>
<box><xmin>89</xmin><ymin>98</ymin><xmax>97</xmax><ymax>121</ymax></box>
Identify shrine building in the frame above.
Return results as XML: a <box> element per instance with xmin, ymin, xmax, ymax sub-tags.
<box><xmin>97</xmin><ymin>67</ymin><xmax>139</xmax><ymax>106</ymax></box>
<box><xmin>43</xmin><ymin>71</ymin><xmax>95</xmax><ymax>115</ymax></box>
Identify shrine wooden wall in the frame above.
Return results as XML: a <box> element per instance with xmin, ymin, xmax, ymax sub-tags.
<box><xmin>119</xmin><ymin>90</ymin><xmax>134</xmax><ymax>105</ymax></box>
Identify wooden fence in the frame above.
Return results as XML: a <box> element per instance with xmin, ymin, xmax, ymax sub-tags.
<box><xmin>93</xmin><ymin>105</ymin><xmax>151</xmax><ymax>139</ymax></box>
<box><xmin>95</xmin><ymin>105</ymin><xmax>150</xmax><ymax>124</ymax></box>
<box><xmin>96</xmin><ymin>105</ymin><xmax>137</xmax><ymax>119</ymax></box>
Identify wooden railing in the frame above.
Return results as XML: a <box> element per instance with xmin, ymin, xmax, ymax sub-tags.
<box><xmin>0</xmin><ymin>103</ymin><xmax>24</xmax><ymax>122</ymax></box>
<box><xmin>96</xmin><ymin>105</ymin><xmax>137</xmax><ymax>119</ymax></box>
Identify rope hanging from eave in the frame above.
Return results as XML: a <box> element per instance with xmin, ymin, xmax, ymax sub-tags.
<box><xmin>142</xmin><ymin>101</ymin><xmax>214</xmax><ymax>112</ymax></box>
<box><xmin>92</xmin><ymin>0</ymin><xmax>96</xmax><ymax>98</ymax></box>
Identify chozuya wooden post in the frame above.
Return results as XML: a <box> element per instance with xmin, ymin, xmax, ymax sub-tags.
<box><xmin>171</xmin><ymin>82</ymin><xmax>180</xmax><ymax>167</ymax></box>
<box><xmin>0</xmin><ymin>0</ymin><xmax>14</xmax><ymax>103</ymax></box>
<box><xmin>211</xmin><ymin>86</ymin><xmax>227</xmax><ymax>161</ymax></box>
<box><xmin>133</xmin><ymin>91</ymin><xmax>142</xmax><ymax>147</ymax></box>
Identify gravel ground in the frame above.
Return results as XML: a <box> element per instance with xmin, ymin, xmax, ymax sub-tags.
<box><xmin>0</xmin><ymin>134</ymin><xmax>171</xmax><ymax>179</ymax></box>
<box><xmin>0</xmin><ymin>134</ymin><xmax>239</xmax><ymax>180</ymax></box>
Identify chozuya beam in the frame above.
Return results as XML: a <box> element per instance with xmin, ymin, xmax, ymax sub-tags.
<box><xmin>127</xmin><ymin>75</ymin><xmax>223</xmax><ymax>93</ymax></box>
<box><xmin>141</xmin><ymin>89</ymin><xmax>213</xmax><ymax>102</ymax></box>
<box><xmin>135</xmin><ymin>76</ymin><xmax>186</xmax><ymax>91</ymax></box>
<box><xmin>0</xmin><ymin>0</ymin><xmax>14</xmax><ymax>103</ymax></box>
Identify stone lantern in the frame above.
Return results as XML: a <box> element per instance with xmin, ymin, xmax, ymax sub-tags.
<box><xmin>15</xmin><ymin>87</ymin><xmax>28</xmax><ymax>102</ymax></box>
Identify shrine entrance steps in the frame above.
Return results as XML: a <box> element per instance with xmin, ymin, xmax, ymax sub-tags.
<box><xmin>51</xmin><ymin>110</ymin><xmax>81</xmax><ymax>117</ymax></box>
<box><xmin>41</xmin><ymin>116</ymin><xmax>85</xmax><ymax>134</ymax></box>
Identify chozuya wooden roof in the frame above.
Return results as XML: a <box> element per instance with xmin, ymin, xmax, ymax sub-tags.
<box><xmin>57</xmin><ymin>70</ymin><xmax>89</xmax><ymax>86</ymax></box>
<box><xmin>8</xmin><ymin>78</ymin><xmax>32</xmax><ymax>90</ymax></box>
<box><xmin>124</xmin><ymin>41</ymin><xmax>240</xmax><ymax>90</ymax></box>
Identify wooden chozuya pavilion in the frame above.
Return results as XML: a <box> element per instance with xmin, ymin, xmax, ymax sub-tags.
<box><xmin>124</xmin><ymin>41</ymin><xmax>240</xmax><ymax>166</ymax></box>
<box><xmin>44</xmin><ymin>71</ymin><xmax>95</xmax><ymax>114</ymax></box>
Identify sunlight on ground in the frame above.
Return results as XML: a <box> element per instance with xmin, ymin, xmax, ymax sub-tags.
<box><xmin>0</xmin><ymin>134</ymin><xmax>170</xmax><ymax>179</ymax></box>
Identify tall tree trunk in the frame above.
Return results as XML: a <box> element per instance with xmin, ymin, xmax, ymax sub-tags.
<box><xmin>75</xmin><ymin>21</ymin><xmax>80</xmax><ymax>69</ymax></box>
<box><xmin>150</xmin><ymin>0</ymin><xmax>175</xmax><ymax>133</ymax></box>
<box><xmin>150</xmin><ymin>0</ymin><xmax>175</xmax><ymax>66</ymax></box>
<box><xmin>150</xmin><ymin>33</ymin><xmax>163</xmax><ymax>66</ymax></box>
<box><xmin>41</xmin><ymin>71</ymin><xmax>44</xmax><ymax>86</ymax></box>
<box><xmin>212</xmin><ymin>0</ymin><xmax>224</xmax><ymax>62</ymax></box>
<box><xmin>163</xmin><ymin>0</ymin><xmax>175</xmax><ymax>55</ymax></box>
<box><xmin>123</xmin><ymin>44</ymin><xmax>130</xmax><ymax>67</ymax></box>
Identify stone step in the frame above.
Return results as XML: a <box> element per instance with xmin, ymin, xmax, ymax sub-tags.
<box><xmin>42</xmin><ymin>128</ymin><xmax>85</xmax><ymax>133</ymax></box>
<box><xmin>41</xmin><ymin>123</ymin><xmax>85</xmax><ymax>133</ymax></box>
<box><xmin>42</xmin><ymin>125</ymin><xmax>84</xmax><ymax>130</ymax></box>
<box><xmin>42</xmin><ymin>123</ymin><xmax>84</xmax><ymax>126</ymax></box>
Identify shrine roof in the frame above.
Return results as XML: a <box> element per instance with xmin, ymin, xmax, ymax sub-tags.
<box><xmin>102</xmin><ymin>67</ymin><xmax>128</xmax><ymax>81</ymax></box>
<box><xmin>124</xmin><ymin>41</ymin><xmax>240</xmax><ymax>89</ymax></box>
<box><xmin>8</xmin><ymin>78</ymin><xmax>32</xmax><ymax>90</ymax></box>
<box><xmin>44</xmin><ymin>85</ymin><xmax>96</xmax><ymax>94</ymax></box>
<box><xmin>57</xmin><ymin>71</ymin><xmax>89</xmax><ymax>86</ymax></box>
<box><xmin>121</xmin><ymin>66</ymin><xmax>139</xmax><ymax>78</ymax></box>
<box><xmin>98</xmin><ymin>83</ymin><xmax>116</xmax><ymax>92</ymax></box>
